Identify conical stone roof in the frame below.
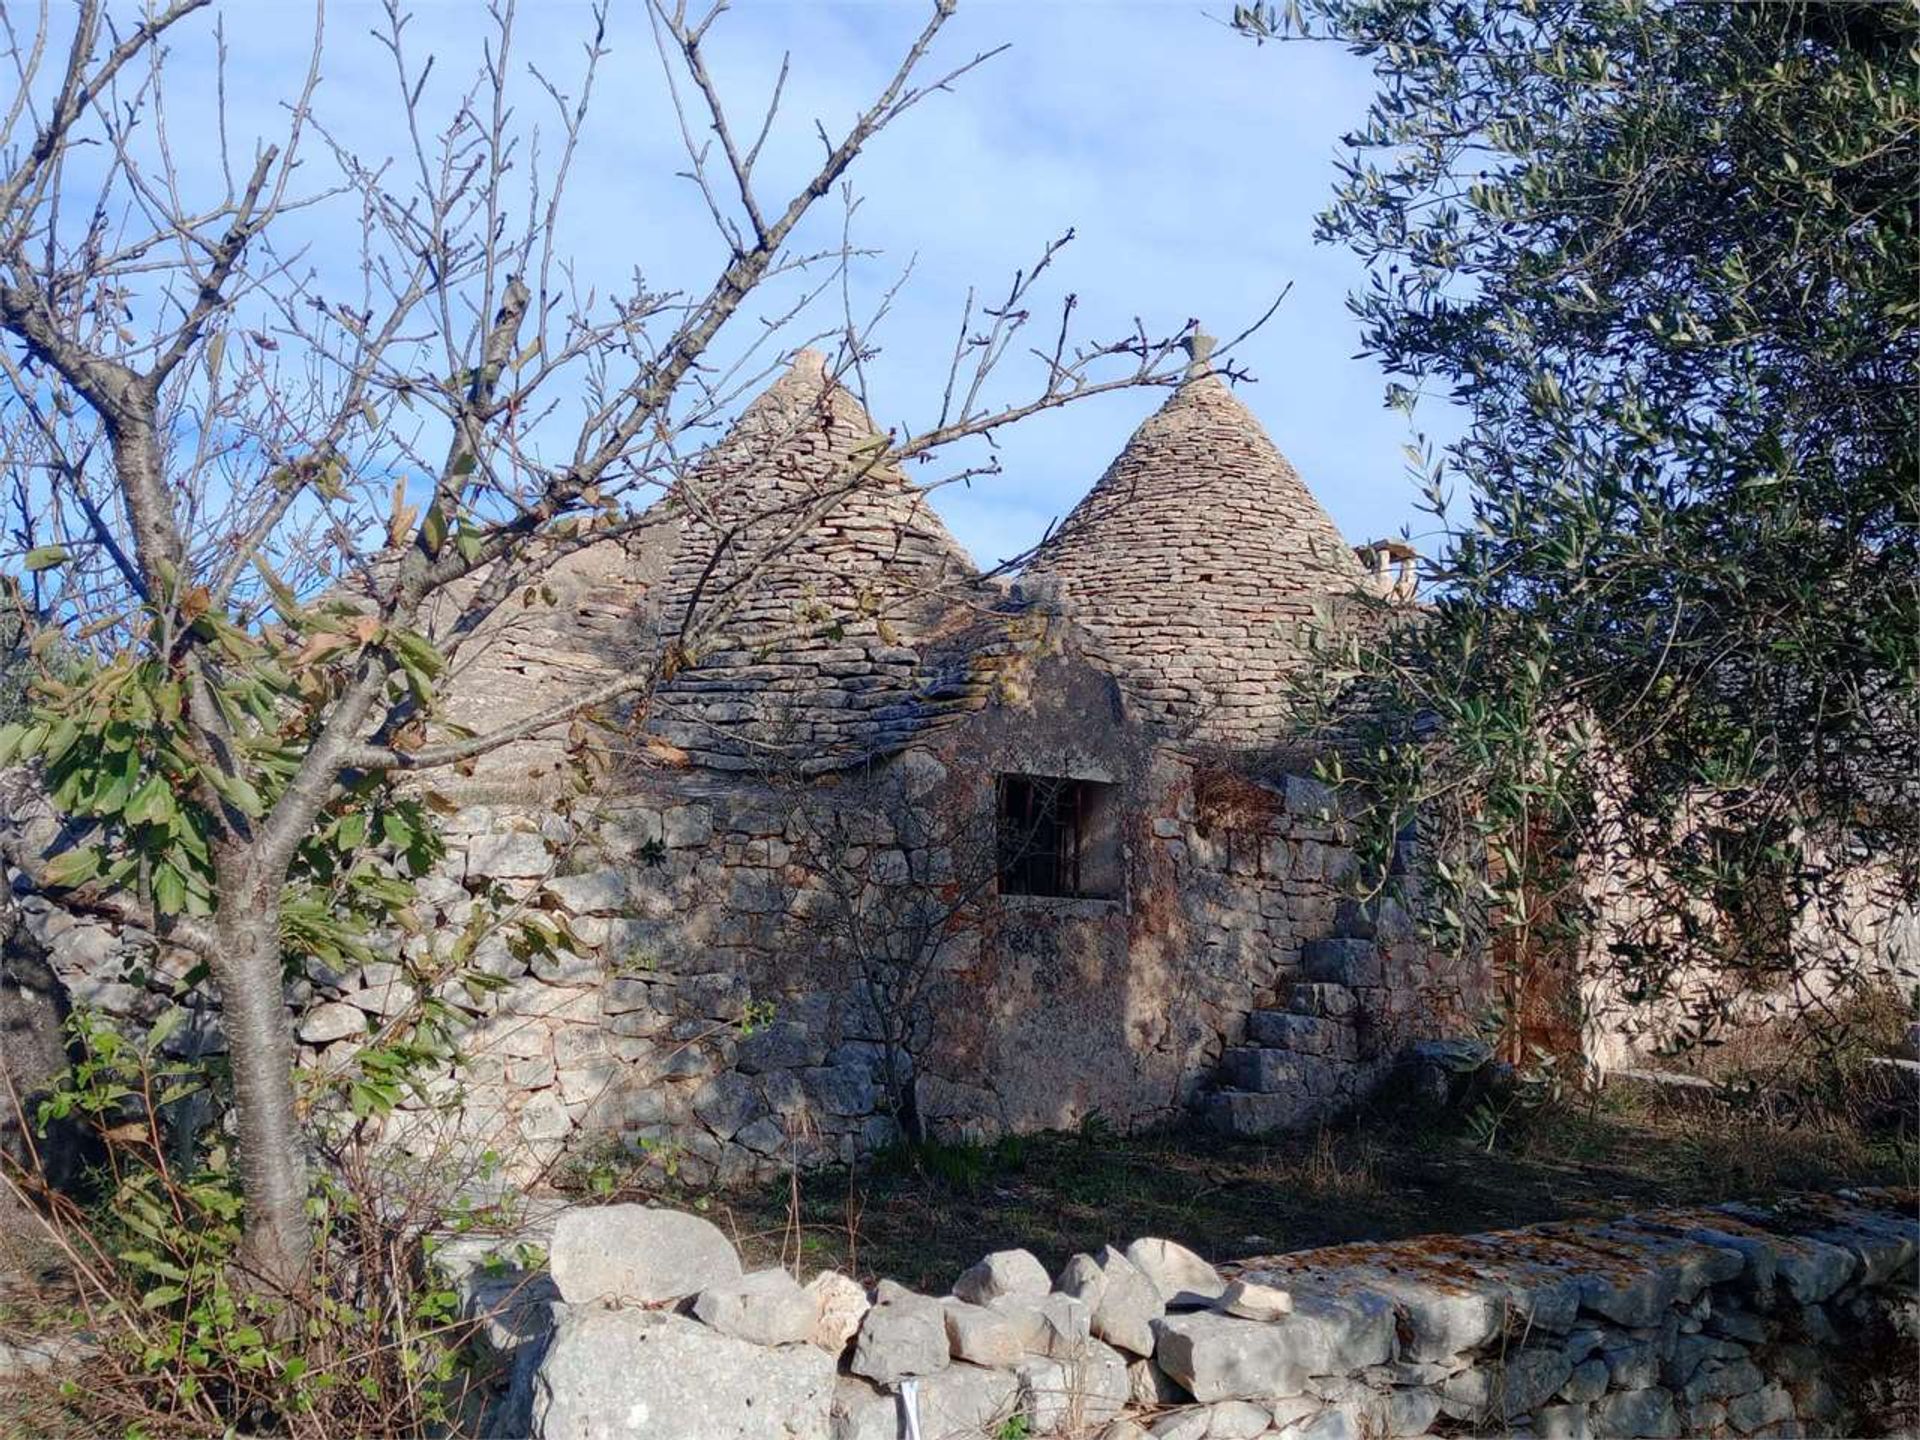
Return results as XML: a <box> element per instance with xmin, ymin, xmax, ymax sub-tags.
<box><xmin>647</xmin><ymin>351</ymin><xmax>981</xmax><ymax>771</ymax></box>
<box><xmin>1022</xmin><ymin>366</ymin><xmax>1366</xmax><ymax>746</ymax></box>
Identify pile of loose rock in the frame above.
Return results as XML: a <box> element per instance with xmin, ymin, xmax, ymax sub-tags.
<box><xmin>506</xmin><ymin>1187</ymin><xmax>1916</xmax><ymax>1440</ymax></box>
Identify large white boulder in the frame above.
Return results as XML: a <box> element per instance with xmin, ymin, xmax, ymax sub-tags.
<box><xmin>531</xmin><ymin>1306</ymin><xmax>832</xmax><ymax>1440</ymax></box>
<box><xmin>549</xmin><ymin>1204</ymin><xmax>741</xmax><ymax>1305</ymax></box>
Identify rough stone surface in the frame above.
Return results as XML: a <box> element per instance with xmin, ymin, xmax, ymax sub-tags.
<box><xmin>942</xmin><ymin>1298</ymin><xmax>1027</xmax><ymax>1368</ymax></box>
<box><xmin>692</xmin><ymin>1268</ymin><xmax>818</xmax><ymax>1348</ymax></box>
<box><xmin>1152</xmin><ymin>1311</ymin><xmax>1311</xmax><ymax>1402</ymax></box>
<box><xmin>806</xmin><ymin>1270</ymin><xmax>870</xmax><ymax>1355</ymax></box>
<box><xmin>1079</xmin><ymin>1247</ymin><xmax>1165</xmax><ymax>1357</ymax></box>
<box><xmin>530</xmin><ymin>1306</ymin><xmax>831</xmax><ymax>1440</ymax></box>
<box><xmin>297</xmin><ymin>1000</ymin><xmax>366</xmax><ymax>1044</ymax></box>
<box><xmin>952</xmin><ymin>1248</ymin><xmax>1052</xmax><ymax>1306</ymax></box>
<box><xmin>499</xmin><ymin>1188</ymin><xmax>1914</xmax><ymax>1439</ymax></box>
<box><xmin>1127</xmin><ymin>1238</ymin><xmax>1226</xmax><ymax>1304</ymax></box>
<box><xmin>548</xmin><ymin>1204</ymin><xmax>740</xmax><ymax>1305</ymax></box>
<box><xmin>849</xmin><ymin>1280</ymin><xmax>949</xmax><ymax>1385</ymax></box>
<box><xmin>1219</xmin><ymin>1277</ymin><xmax>1293</xmax><ymax>1320</ymax></box>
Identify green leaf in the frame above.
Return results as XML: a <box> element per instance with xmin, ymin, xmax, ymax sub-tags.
<box><xmin>22</xmin><ymin>546</ymin><xmax>69</xmax><ymax>572</ymax></box>
<box><xmin>40</xmin><ymin>847</ymin><xmax>102</xmax><ymax>889</ymax></box>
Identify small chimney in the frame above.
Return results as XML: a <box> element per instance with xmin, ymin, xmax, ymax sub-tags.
<box><xmin>1354</xmin><ymin>538</ymin><xmax>1419</xmax><ymax>603</ymax></box>
<box><xmin>1183</xmin><ymin>327</ymin><xmax>1217</xmax><ymax>380</ymax></box>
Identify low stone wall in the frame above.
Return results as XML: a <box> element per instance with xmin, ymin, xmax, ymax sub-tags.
<box><xmin>495</xmin><ymin>1187</ymin><xmax>1917</xmax><ymax>1440</ymax></box>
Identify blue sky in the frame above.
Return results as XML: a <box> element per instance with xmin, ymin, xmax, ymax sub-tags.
<box><xmin>170</xmin><ymin>1</ymin><xmax>1450</xmax><ymax>570</ymax></box>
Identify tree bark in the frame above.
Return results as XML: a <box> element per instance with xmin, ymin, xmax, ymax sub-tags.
<box><xmin>211</xmin><ymin>895</ymin><xmax>309</xmax><ymax>1286</ymax></box>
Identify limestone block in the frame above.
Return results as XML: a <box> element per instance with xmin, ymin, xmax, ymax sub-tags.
<box><xmin>1441</xmin><ymin>1345</ymin><xmax>1576</xmax><ymax>1421</ymax></box>
<box><xmin>531</xmin><ymin>948</ymin><xmax>602</xmax><ymax>985</ymax></box>
<box><xmin>693</xmin><ymin>1268</ymin><xmax>819</xmax><ymax>1348</ymax></box>
<box><xmin>1603</xmin><ymin>1340</ymin><xmax>1662</xmax><ymax>1391</ymax></box>
<box><xmin>466</xmin><ymin>830</ymin><xmax>550</xmax><ymax>880</ymax></box>
<box><xmin>850</xmin><ymin>1280</ymin><xmax>949</xmax><ymax>1384</ymax></box>
<box><xmin>507</xmin><ymin>1056</ymin><xmax>557</xmax><ymax>1089</ymax></box>
<box><xmin>530</xmin><ymin>1306</ymin><xmax>831</xmax><ymax>1440</ymax></box>
<box><xmin>1206</xmin><ymin>1090</ymin><xmax>1332</xmax><ymax>1138</ymax></box>
<box><xmin>734</xmin><ymin>1116</ymin><xmax>787</xmax><ymax>1156</ymax></box>
<box><xmin>549</xmin><ymin>1204</ymin><xmax>741</xmax><ymax>1305</ymax></box>
<box><xmin>1219</xmin><ymin>1278</ymin><xmax>1293</xmax><ymax>1320</ymax></box>
<box><xmin>806</xmin><ymin>1271</ymin><xmax>870</xmax><ymax>1355</ymax></box>
<box><xmin>1381</xmin><ymin>1386</ymin><xmax>1442</xmax><ymax>1436</ymax></box>
<box><xmin>1301</xmin><ymin>938</ymin><xmax>1384</xmax><ymax>988</ymax></box>
<box><xmin>1126</xmin><ymin>1237</ymin><xmax>1225</xmax><ymax>1303</ymax></box>
<box><xmin>692</xmin><ymin>1072</ymin><xmax>765</xmax><ymax>1140</ymax></box>
<box><xmin>735</xmin><ymin>1020</ymin><xmax>820</xmax><ymax>1073</ymax></box>
<box><xmin>763</xmin><ymin>1069</ymin><xmax>806</xmax><ymax>1115</ymax></box>
<box><xmin>297</xmin><ymin>1001</ymin><xmax>365</xmax><ymax>1044</ymax></box>
<box><xmin>1083</xmin><ymin>1246</ymin><xmax>1166</xmax><ymax>1357</ymax></box>
<box><xmin>953</xmin><ymin>1248</ymin><xmax>1052</xmax><ymax>1306</ymax></box>
<box><xmin>1680</xmin><ymin>1357</ymin><xmax>1764</xmax><ymax>1407</ymax></box>
<box><xmin>917</xmin><ymin>1362</ymin><xmax>1023</xmax><ymax>1437</ymax></box>
<box><xmin>1591</xmin><ymin>1386</ymin><xmax>1679</xmax><ymax>1439</ymax></box>
<box><xmin>554</xmin><ymin>1061</ymin><xmax>620</xmax><ymax>1110</ymax></box>
<box><xmin>802</xmin><ymin>1063</ymin><xmax>877</xmax><ymax>1117</ymax></box>
<box><xmin>1538</xmin><ymin>1402</ymin><xmax>1596</xmax><ymax>1440</ymax></box>
<box><xmin>1015</xmin><ymin>1341</ymin><xmax>1129</xmax><ymax>1434</ymax></box>
<box><xmin>941</xmin><ymin>1297</ymin><xmax>1026</xmax><ymax>1367</ymax></box>
<box><xmin>663</xmin><ymin>805</ymin><xmax>713</xmax><ymax>849</ymax></box>
<box><xmin>601</xmin><ymin>974</ymin><xmax>661</xmax><ymax>1017</ymax></box>
<box><xmin>989</xmin><ymin>1291</ymin><xmax>1093</xmax><ymax>1358</ymax></box>
<box><xmin>1148</xmin><ymin>1409</ymin><xmax>1210</xmax><ymax>1439</ymax></box>
<box><xmin>518</xmin><ymin>1091</ymin><xmax>570</xmax><ymax>1143</ymax></box>
<box><xmin>1247</xmin><ymin>1011</ymin><xmax>1356</xmax><ymax>1059</ymax></box>
<box><xmin>1210</xmin><ymin>1399</ymin><xmax>1275</xmax><ymax>1437</ymax></box>
<box><xmin>1267</xmin><ymin>1395</ymin><xmax>1329</xmax><ymax>1433</ymax></box>
<box><xmin>1152</xmin><ymin>1311</ymin><xmax>1311</xmax><ymax>1402</ymax></box>
<box><xmin>1222</xmin><ymin>1047</ymin><xmax>1304</xmax><ymax>1093</ymax></box>
<box><xmin>1561</xmin><ymin>1357</ymin><xmax>1610</xmax><ymax>1403</ymax></box>
<box><xmin>1056</xmin><ymin>1252</ymin><xmax>1108</xmax><ymax>1309</ymax></box>
<box><xmin>542</xmin><ymin>870</ymin><xmax>629</xmax><ymax>916</ymax></box>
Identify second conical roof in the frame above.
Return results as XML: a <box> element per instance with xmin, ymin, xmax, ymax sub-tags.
<box><xmin>1023</xmin><ymin>369</ymin><xmax>1365</xmax><ymax>746</ymax></box>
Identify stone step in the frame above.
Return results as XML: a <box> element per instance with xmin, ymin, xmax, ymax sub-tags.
<box><xmin>1221</xmin><ymin>1047</ymin><xmax>1359</xmax><ymax>1098</ymax></box>
<box><xmin>1282</xmin><ymin>982</ymin><xmax>1357</xmax><ymax>1020</ymax></box>
<box><xmin>1204</xmin><ymin>1089</ymin><xmax>1337</xmax><ymax>1138</ymax></box>
<box><xmin>1246</xmin><ymin>1011</ymin><xmax>1357</xmax><ymax>1061</ymax></box>
<box><xmin>1302</xmin><ymin>937</ymin><xmax>1384</xmax><ymax>988</ymax></box>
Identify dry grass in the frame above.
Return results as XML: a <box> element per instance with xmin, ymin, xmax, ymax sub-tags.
<box><xmin>590</xmin><ymin>1089</ymin><xmax>1915</xmax><ymax>1290</ymax></box>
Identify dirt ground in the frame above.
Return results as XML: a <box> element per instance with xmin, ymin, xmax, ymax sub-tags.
<box><xmin>626</xmin><ymin>1086</ymin><xmax>1918</xmax><ymax>1290</ymax></box>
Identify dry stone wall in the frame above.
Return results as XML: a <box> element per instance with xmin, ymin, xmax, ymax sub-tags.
<box><xmin>1</xmin><ymin>740</ymin><xmax>1475</xmax><ymax>1190</ymax></box>
<box><xmin>482</xmin><ymin>1186</ymin><xmax>1919</xmax><ymax>1439</ymax></box>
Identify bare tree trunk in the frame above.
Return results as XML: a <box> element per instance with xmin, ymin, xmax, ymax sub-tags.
<box><xmin>211</xmin><ymin>896</ymin><xmax>309</xmax><ymax>1285</ymax></box>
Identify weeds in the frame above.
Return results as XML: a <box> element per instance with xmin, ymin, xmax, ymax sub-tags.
<box><xmin>0</xmin><ymin>1011</ymin><xmax>532</xmax><ymax>1439</ymax></box>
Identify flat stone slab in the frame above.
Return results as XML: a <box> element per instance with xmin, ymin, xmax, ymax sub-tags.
<box><xmin>531</xmin><ymin>1306</ymin><xmax>831</xmax><ymax>1440</ymax></box>
<box><xmin>549</xmin><ymin>1204</ymin><xmax>740</xmax><ymax>1305</ymax></box>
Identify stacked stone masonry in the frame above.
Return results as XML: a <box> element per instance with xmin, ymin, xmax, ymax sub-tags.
<box><xmin>480</xmin><ymin>1186</ymin><xmax>1918</xmax><ymax>1438</ymax></box>
<box><xmin>1</xmin><ymin>347</ymin><xmax>1903</xmax><ymax>1186</ymax></box>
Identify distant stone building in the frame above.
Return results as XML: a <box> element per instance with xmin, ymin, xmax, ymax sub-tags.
<box><xmin>333</xmin><ymin>344</ymin><xmax>1481</xmax><ymax>1184</ymax></box>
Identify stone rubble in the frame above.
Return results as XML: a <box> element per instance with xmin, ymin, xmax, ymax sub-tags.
<box><xmin>510</xmin><ymin>1186</ymin><xmax>1915</xmax><ymax>1439</ymax></box>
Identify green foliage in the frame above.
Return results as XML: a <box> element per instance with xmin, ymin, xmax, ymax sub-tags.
<box><xmin>0</xmin><ymin>599</ymin><xmax>446</xmax><ymax>967</ymax></box>
<box><xmin>25</xmin><ymin>1009</ymin><xmax>490</xmax><ymax>1438</ymax></box>
<box><xmin>1257</xmin><ymin>0</ymin><xmax>1919</xmax><ymax>1057</ymax></box>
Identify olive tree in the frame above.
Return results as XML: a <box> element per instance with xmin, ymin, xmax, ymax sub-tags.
<box><xmin>1240</xmin><ymin>1</ymin><xmax>1918</xmax><ymax>1061</ymax></box>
